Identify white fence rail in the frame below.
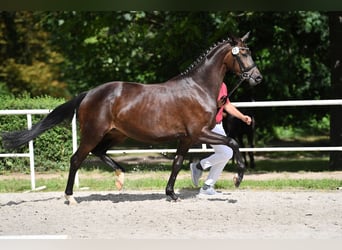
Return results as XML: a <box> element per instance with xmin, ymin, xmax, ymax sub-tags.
<box><xmin>1</xmin><ymin>99</ymin><xmax>342</xmax><ymax>190</ymax></box>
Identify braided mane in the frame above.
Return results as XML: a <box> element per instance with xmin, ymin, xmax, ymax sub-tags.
<box><xmin>180</xmin><ymin>37</ymin><xmax>232</xmax><ymax>77</ymax></box>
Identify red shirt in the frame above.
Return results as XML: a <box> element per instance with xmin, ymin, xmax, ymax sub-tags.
<box><xmin>216</xmin><ymin>83</ymin><xmax>230</xmax><ymax>123</ymax></box>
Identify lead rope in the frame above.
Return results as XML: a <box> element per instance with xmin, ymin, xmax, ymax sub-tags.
<box><xmin>228</xmin><ymin>76</ymin><xmax>246</xmax><ymax>98</ymax></box>
<box><xmin>217</xmin><ymin>76</ymin><xmax>246</xmax><ymax>115</ymax></box>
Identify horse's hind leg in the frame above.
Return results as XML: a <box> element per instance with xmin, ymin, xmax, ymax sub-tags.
<box><xmin>64</xmin><ymin>133</ymin><xmax>112</xmax><ymax>204</ymax></box>
<box><xmin>64</xmin><ymin>146</ymin><xmax>92</xmax><ymax>205</ymax></box>
<box><xmin>91</xmin><ymin>130</ymin><xmax>127</xmax><ymax>171</ymax></box>
<box><xmin>91</xmin><ymin>131</ymin><xmax>128</xmax><ymax>190</ymax></box>
<box><xmin>96</xmin><ymin>154</ymin><xmax>125</xmax><ymax>172</ymax></box>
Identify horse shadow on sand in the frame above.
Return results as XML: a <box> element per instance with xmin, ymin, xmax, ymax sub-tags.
<box><xmin>1</xmin><ymin>197</ymin><xmax>60</xmax><ymax>207</ymax></box>
<box><xmin>0</xmin><ymin>189</ymin><xmax>238</xmax><ymax>207</ymax></box>
<box><xmin>74</xmin><ymin>188</ymin><xmax>238</xmax><ymax>204</ymax></box>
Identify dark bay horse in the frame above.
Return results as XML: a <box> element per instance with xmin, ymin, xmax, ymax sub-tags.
<box><xmin>2</xmin><ymin>32</ymin><xmax>262</xmax><ymax>202</ymax></box>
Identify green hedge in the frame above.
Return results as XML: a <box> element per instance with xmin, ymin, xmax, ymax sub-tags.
<box><xmin>0</xmin><ymin>95</ymin><xmax>73</xmax><ymax>172</ymax></box>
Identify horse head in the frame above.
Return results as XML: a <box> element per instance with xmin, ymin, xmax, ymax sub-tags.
<box><xmin>225</xmin><ymin>32</ymin><xmax>263</xmax><ymax>86</ymax></box>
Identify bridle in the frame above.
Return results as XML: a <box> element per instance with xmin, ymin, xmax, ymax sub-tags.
<box><xmin>228</xmin><ymin>46</ymin><xmax>257</xmax><ymax>98</ymax></box>
<box><xmin>232</xmin><ymin>46</ymin><xmax>257</xmax><ymax>76</ymax></box>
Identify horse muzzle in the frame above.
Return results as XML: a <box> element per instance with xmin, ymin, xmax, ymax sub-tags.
<box><xmin>248</xmin><ymin>75</ymin><xmax>263</xmax><ymax>86</ymax></box>
<box><xmin>242</xmin><ymin>70</ymin><xmax>262</xmax><ymax>86</ymax></box>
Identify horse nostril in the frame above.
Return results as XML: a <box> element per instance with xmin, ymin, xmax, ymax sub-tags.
<box><xmin>255</xmin><ymin>75</ymin><xmax>263</xmax><ymax>83</ymax></box>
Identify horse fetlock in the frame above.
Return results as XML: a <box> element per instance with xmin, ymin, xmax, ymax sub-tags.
<box><xmin>115</xmin><ymin>170</ymin><xmax>125</xmax><ymax>191</ymax></box>
<box><xmin>233</xmin><ymin>172</ymin><xmax>244</xmax><ymax>188</ymax></box>
<box><xmin>166</xmin><ymin>189</ymin><xmax>179</xmax><ymax>201</ymax></box>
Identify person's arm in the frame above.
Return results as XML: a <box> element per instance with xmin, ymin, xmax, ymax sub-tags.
<box><xmin>224</xmin><ymin>102</ymin><xmax>252</xmax><ymax>125</ymax></box>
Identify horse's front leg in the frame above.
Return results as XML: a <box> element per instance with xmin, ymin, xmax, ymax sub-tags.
<box><xmin>225</xmin><ymin>137</ymin><xmax>245</xmax><ymax>187</ymax></box>
<box><xmin>165</xmin><ymin>140</ymin><xmax>191</xmax><ymax>201</ymax></box>
<box><xmin>165</xmin><ymin>154</ymin><xmax>184</xmax><ymax>201</ymax></box>
<box><xmin>199</xmin><ymin>128</ymin><xmax>246</xmax><ymax>188</ymax></box>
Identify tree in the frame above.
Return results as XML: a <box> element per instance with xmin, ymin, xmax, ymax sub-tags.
<box><xmin>41</xmin><ymin>11</ymin><xmax>236</xmax><ymax>94</ymax></box>
<box><xmin>329</xmin><ymin>12</ymin><xmax>342</xmax><ymax>170</ymax></box>
<box><xmin>0</xmin><ymin>11</ymin><xmax>69</xmax><ymax>98</ymax></box>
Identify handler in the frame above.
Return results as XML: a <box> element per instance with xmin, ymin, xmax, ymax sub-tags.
<box><xmin>190</xmin><ymin>82</ymin><xmax>252</xmax><ymax>195</ymax></box>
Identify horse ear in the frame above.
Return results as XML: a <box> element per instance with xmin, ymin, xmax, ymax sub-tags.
<box><xmin>228</xmin><ymin>33</ymin><xmax>238</xmax><ymax>45</ymax></box>
<box><xmin>241</xmin><ymin>31</ymin><xmax>251</xmax><ymax>42</ymax></box>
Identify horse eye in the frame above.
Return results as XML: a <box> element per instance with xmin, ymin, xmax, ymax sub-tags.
<box><xmin>243</xmin><ymin>50</ymin><xmax>252</xmax><ymax>57</ymax></box>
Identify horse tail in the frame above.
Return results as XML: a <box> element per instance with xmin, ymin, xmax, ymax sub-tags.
<box><xmin>2</xmin><ymin>92</ymin><xmax>88</xmax><ymax>150</ymax></box>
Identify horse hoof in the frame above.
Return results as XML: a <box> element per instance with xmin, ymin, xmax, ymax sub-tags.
<box><xmin>167</xmin><ymin>197</ymin><xmax>181</xmax><ymax>202</ymax></box>
<box><xmin>166</xmin><ymin>194</ymin><xmax>180</xmax><ymax>202</ymax></box>
<box><xmin>233</xmin><ymin>174</ymin><xmax>241</xmax><ymax>188</ymax></box>
<box><xmin>172</xmin><ymin>197</ymin><xmax>182</xmax><ymax>202</ymax></box>
<box><xmin>64</xmin><ymin>194</ymin><xmax>78</xmax><ymax>205</ymax></box>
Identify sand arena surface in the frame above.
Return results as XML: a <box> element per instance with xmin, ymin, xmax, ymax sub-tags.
<box><xmin>0</xmin><ymin>189</ymin><xmax>341</xmax><ymax>239</ymax></box>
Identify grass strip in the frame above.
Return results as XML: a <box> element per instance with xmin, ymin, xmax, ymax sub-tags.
<box><xmin>0</xmin><ymin>176</ymin><xmax>341</xmax><ymax>193</ymax></box>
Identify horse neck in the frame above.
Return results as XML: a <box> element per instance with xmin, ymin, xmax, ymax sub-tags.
<box><xmin>188</xmin><ymin>44</ymin><xmax>231</xmax><ymax>98</ymax></box>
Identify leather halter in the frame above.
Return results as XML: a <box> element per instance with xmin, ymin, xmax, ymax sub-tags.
<box><xmin>232</xmin><ymin>46</ymin><xmax>257</xmax><ymax>78</ymax></box>
<box><xmin>228</xmin><ymin>46</ymin><xmax>256</xmax><ymax>98</ymax></box>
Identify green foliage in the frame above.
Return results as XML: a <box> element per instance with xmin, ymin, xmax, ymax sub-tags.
<box><xmin>0</xmin><ymin>12</ymin><xmax>70</xmax><ymax>98</ymax></box>
<box><xmin>0</xmin><ymin>95</ymin><xmax>72</xmax><ymax>172</ymax></box>
<box><xmin>39</xmin><ymin>11</ymin><xmax>228</xmax><ymax>93</ymax></box>
<box><xmin>1</xmin><ymin>11</ymin><xmax>332</xmax><ymax>99</ymax></box>
<box><xmin>0</xmin><ymin>82</ymin><xmax>12</xmax><ymax>96</ymax></box>
<box><xmin>230</xmin><ymin>12</ymin><xmax>331</xmax><ymax>133</ymax></box>
<box><xmin>257</xmin><ymin>113</ymin><xmax>330</xmax><ymax>144</ymax></box>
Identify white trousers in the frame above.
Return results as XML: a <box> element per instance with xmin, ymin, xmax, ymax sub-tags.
<box><xmin>200</xmin><ymin>122</ymin><xmax>233</xmax><ymax>186</ymax></box>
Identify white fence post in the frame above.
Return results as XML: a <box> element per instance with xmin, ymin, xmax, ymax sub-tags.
<box><xmin>72</xmin><ymin>113</ymin><xmax>79</xmax><ymax>188</ymax></box>
<box><xmin>27</xmin><ymin>114</ymin><xmax>35</xmax><ymax>190</ymax></box>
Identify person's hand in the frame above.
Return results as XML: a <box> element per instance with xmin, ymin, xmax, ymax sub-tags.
<box><xmin>217</xmin><ymin>96</ymin><xmax>227</xmax><ymax>108</ymax></box>
<box><xmin>243</xmin><ymin>115</ymin><xmax>252</xmax><ymax>125</ymax></box>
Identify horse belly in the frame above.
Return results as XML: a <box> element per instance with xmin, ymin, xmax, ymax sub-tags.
<box><xmin>115</xmin><ymin>118</ymin><xmax>187</xmax><ymax>144</ymax></box>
